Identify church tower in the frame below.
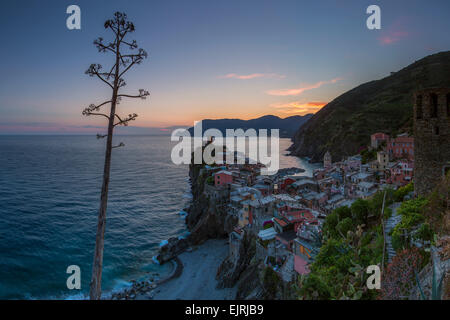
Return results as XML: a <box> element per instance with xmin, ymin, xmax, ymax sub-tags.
<box><xmin>323</xmin><ymin>151</ymin><xmax>332</xmax><ymax>168</ymax></box>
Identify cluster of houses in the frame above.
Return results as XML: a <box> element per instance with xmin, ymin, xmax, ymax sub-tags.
<box><xmin>200</xmin><ymin>132</ymin><xmax>415</xmax><ymax>282</ymax></box>
<box><xmin>369</xmin><ymin>132</ymin><xmax>414</xmax><ymax>185</ymax></box>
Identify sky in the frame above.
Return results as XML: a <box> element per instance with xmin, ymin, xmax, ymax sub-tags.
<box><xmin>0</xmin><ymin>0</ymin><xmax>449</xmax><ymax>134</ymax></box>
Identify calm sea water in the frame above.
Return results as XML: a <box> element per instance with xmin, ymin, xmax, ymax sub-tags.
<box><xmin>0</xmin><ymin>135</ymin><xmax>317</xmax><ymax>299</ymax></box>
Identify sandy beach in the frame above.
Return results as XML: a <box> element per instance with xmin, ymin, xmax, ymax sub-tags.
<box><xmin>137</xmin><ymin>238</ymin><xmax>236</xmax><ymax>300</ymax></box>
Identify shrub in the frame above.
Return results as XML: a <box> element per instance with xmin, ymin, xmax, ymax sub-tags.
<box><xmin>380</xmin><ymin>247</ymin><xmax>424</xmax><ymax>299</ymax></box>
<box><xmin>414</xmin><ymin>223</ymin><xmax>434</xmax><ymax>242</ymax></box>
<box><xmin>206</xmin><ymin>176</ymin><xmax>214</xmax><ymax>185</ymax></box>
<box><xmin>384</xmin><ymin>207</ymin><xmax>393</xmax><ymax>219</ymax></box>
<box><xmin>391</xmin><ymin>233</ymin><xmax>406</xmax><ymax>252</ymax></box>
<box><xmin>394</xmin><ymin>183</ymin><xmax>414</xmax><ymax>202</ymax></box>
<box><xmin>393</xmin><ymin>197</ymin><xmax>428</xmax><ymax>235</ymax></box>
<box><xmin>298</xmin><ymin>271</ymin><xmax>332</xmax><ymax>300</ymax></box>
<box><xmin>263</xmin><ymin>267</ymin><xmax>280</xmax><ymax>297</ymax></box>
<box><xmin>360</xmin><ymin>149</ymin><xmax>376</xmax><ymax>164</ymax></box>
<box><xmin>368</xmin><ymin>189</ymin><xmax>394</xmax><ymax>217</ymax></box>
<box><xmin>263</xmin><ymin>221</ymin><xmax>274</xmax><ymax>229</ymax></box>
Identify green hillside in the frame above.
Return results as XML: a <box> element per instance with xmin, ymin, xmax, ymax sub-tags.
<box><xmin>289</xmin><ymin>51</ymin><xmax>450</xmax><ymax>162</ymax></box>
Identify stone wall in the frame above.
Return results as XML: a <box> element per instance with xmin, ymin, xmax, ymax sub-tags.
<box><xmin>413</xmin><ymin>88</ymin><xmax>450</xmax><ymax>196</ymax></box>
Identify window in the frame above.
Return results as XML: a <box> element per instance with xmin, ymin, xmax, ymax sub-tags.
<box><xmin>430</xmin><ymin>93</ymin><xmax>438</xmax><ymax>118</ymax></box>
<box><xmin>434</xmin><ymin>126</ymin><xmax>440</xmax><ymax>135</ymax></box>
<box><xmin>416</xmin><ymin>95</ymin><xmax>423</xmax><ymax>119</ymax></box>
<box><xmin>447</xmin><ymin>93</ymin><xmax>450</xmax><ymax>117</ymax></box>
<box><xmin>444</xmin><ymin>166</ymin><xmax>450</xmax><ymax>177</ymax></box>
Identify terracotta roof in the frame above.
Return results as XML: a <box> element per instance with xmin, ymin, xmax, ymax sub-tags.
<box><xmin>391</xmin><ymin>136</ymin><xmax>414</xmax><ymax>143</ymax></box>
<box><xmin>273</xmin><ymin>217</ymin><xmax>289</xmax><ymax>228</ymax></box>
<box><xmin>215</xmin><ymin>170</ymin><xmax>233</xmax><ymax>176</ymax></box>
<box><xmin>283</xmin><ymin>210</ymin><xmax>314</xmax><ymax>222</ymax></box>
<box><xmin>371</xmin><ymin>132</ymin><xmax>389</xmax><ymax>139</ymax></box>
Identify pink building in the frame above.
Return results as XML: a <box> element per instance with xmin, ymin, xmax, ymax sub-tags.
<box><xmin>214</xmin><ymin>170</ymin><xmax>233</xmax><ymax>187</ymax></box>
<box><xmin>386</xmin><ymin>161</ymin><xmax>414</xmax><ymax>186</ymax></box>
<box><xmin>371</xmin><ymin>132</ymin><xmax>390</xmax><ymax>149</ymax></box>
<box><xmin>293</xmin><ymin>238</ymin><xmax>314</xmax><ymax>275</ymax></box>
<box><xmin>387</xmin><ymin>135</ymin><xmax>414</xmax><ymax>160</ymax></box>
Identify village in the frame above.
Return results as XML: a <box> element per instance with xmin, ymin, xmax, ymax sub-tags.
<box><xmin>198</xmin><ymin>131</ymin><xmax>415</xmax><ymax>283</ymax></box>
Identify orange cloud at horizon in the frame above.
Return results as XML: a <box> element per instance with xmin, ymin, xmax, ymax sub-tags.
<box><xmin>270</xmin><ymin>101</ymin><xmax>328</xmax><ymax>115</ymax></box>
<box><xmin>266</xmin><ymin>77</ymin><xmax>342</xmax><ymax>96</ymax></box>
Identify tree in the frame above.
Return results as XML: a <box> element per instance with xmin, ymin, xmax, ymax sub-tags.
<box><xmin>334</xmin><ymin>206</ymin><xmax>352</xmax><ymax>220</ymax></box>
<box><xmin>351</xmin><ymin>198</ymin><xmax>369</xmax><ymax>225</ymax></box>
<box><xmin>336</xmin><ymin>217</ymin><xmax>354</xmax><ymax>238</ymax></box>
<box><xmin>83</xmin><ymin>12</ymin><xmax>149</xmax><ymax>300</ymax></box>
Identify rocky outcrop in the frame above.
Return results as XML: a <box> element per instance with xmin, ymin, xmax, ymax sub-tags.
<box><xmin>187</xmin><ymin>195</ymin><xmax>237</xmax><ymax>244</ymax></box>
<box><xmin>156</xmin><ymin>237</ymin><xmax>189</xmax><ymax>264</ymax></box>
<box><xmin>155</xmin><ymin>159</ymin><xmax>291</xmax><ymax>300</ymax></box>
<box><xmin>184</xmin><ymin>162</ymin><xmax>270</xmax><ymax>299</ymax></box>
<box><xmin>155</xmin><ymin>161</ymin><xmax>237</xmax><ymax>264</ymax></box>
<box><xmin>216</xmin><ymin>232</ymin><xmax>256</xmax><ymax>289</ymax></box>
<box><xmin>235</xmin><ymin>263</ymin><xmax>264</xmax><ymax>299</ymax></box>
<box><xmin>185</xmin><ymin>163</ymin><xmax>237</xmax><ymax>244</ymax></box>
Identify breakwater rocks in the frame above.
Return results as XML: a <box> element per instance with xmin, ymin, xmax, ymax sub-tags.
<box><xmin>156</xmin><ymin>237</ymin><xmax>189</xmax><ymax>264</ymax></box>
<box><xmin>110</xmin><ymin>279</ymin><xmax>157</xmax><ymax>300</ymax></box>
<box><xmin>110</xmin><ymin>257</ymin><xmax>183</xmax><ymax>300</ymax></box>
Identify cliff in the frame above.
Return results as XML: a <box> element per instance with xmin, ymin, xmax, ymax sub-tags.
<box><xmin>289</xmin><ymin>51</ymin><xmax>450</xmax><ymax>162</ymax></box>
<box><xmin>184</xmin><ymin>163</ymin><xmax>294</xmax><ymax>299</ymax></box>
<box><xmin>156</xmin><ymin>155</ymin><xmax>294</xmax><ymax>299</ymax></box>
<box><xmin>185</xmin><ymin>163</ymin><xmax>238</xmax><ymax>244</ymax></box>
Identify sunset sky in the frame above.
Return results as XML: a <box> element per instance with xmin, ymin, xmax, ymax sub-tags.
<box><xmin>0</xmin><ymin>0</ymin><xmax>449</xmax><ymax>133</ymax></box>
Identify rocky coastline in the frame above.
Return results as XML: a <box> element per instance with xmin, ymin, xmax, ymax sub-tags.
<box><xmin>110</xmin><ymin>162</ymin><xmax>306</xmax><ymax>300</ymax></box>
<box><xmin>151</xmin><ymin>163</ymin><xmax>302</xmax><ymax>300</ymax></box>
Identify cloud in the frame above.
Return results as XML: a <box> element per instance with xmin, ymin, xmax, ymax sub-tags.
<box><xmin>379</xmin><ymin>31</ymin><xmax>408</xmax><ymax>45</ymax></box>
<box><xmin>219</xmin><ymin>73</ymin><xmax>285</xmax><ymax>80</ymax></box>
<box><xmin>378</xmin><ymin>18</ymin><xmax>410</xmax><ymax>45</ymax></box>
<box><xmin>266</xmin><ymin>78</ymin><xmax>342</xmax><ymax>96</ymax></box>
<box><xmin>270</xmin><ymin>101</ymin><xmax>327</xmax><ymax>115</ymax></box>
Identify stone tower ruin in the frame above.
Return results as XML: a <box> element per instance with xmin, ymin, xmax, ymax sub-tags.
<box><xmin>413</xmin><ymin>88</ymin><xmax>450</xmax><ymax>196</ymax></box>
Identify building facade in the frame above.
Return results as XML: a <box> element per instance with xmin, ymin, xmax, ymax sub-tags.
<box><xmin>214</xmin><ymin>170</ymin><xmax>233</xmax><ymax>187</ymax></box>
<box><xmin>371</xmin><ymin>132</ymin><xmax>390</xmax><ymax>149</ymax></box>
<box><xmin>387</xmin><ymin>135</ymin><xmax>414</xmax><ymax>160</ymax></box>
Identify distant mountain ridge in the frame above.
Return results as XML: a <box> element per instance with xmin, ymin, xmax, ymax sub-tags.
<box><xmin>289</xmin><ymin>51</ymin><xmax>450</xmax><ymax>162</ymax></box>
<box><xmin>188</xmin><ymin>114</ymin><xmax>313</xmax><ymax>138</ymax></box>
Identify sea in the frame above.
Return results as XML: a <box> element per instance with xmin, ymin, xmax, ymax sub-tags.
<box><xmin>0</xmin><ymin>135</ymin><xmax>319</xmax><ymax>299</ymax></box>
